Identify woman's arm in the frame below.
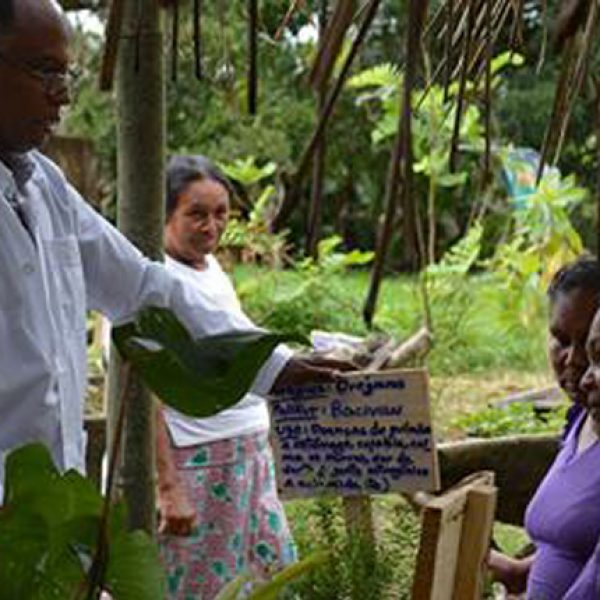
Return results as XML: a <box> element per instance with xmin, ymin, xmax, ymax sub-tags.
<box><xmin>488</xmin><ymin>549</ymin><xmax>534</xmax><ymax>594</ymax></box>
<box><xmin>155</xmin><ymin>405</ymin><xmax>196</xmax><ymax>536</ymax></box>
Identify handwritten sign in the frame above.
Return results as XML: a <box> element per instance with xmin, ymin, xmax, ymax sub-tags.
<box><xmin>269</xmin><ymin>369</ymin><xmax>439</xmax><ymax>499</ymax></box>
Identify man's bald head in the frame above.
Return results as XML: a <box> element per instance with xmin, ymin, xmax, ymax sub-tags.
<box><xmin>0</xmin><ymin>0</ymin><xmax>67</xmax><ymax>38</ymax></box>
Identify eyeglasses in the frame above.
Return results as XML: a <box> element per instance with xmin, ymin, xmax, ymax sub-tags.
<box><xmin>0</xmin><ymin>51</ymin><xmax>80</xmax><ymax>96</ymax></box>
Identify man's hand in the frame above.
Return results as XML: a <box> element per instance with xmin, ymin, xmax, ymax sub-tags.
<box><xmin>271</xmin><ymin>355</ymin><xmax>357</xmax><ymax>391</ymax></box>
<box><xmin>157</xmin><ymin>481</ymin><xmax>197</xmax><ymax>536</ymax></box>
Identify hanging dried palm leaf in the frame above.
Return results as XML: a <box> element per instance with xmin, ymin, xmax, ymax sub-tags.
<box><xmin>555</xmin><ymin>0</ymin><xmax>591</xmax><ymax>52</ymax></box>
<box><xmin>483</xmin><ymin>0</ymin><xmax>493</xmax><ymax>183</ymax></box>
<box><xmin>538</xmin><ymin>0</ymin><xmax>598</xmax><ymax>181</ymax></box>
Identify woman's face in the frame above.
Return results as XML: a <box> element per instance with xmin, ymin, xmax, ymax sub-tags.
<box><xmin>548</xmin><ymin>288</ymin><xmax>599</xmax><ymax>406</ymax></box>
<box><xmin>164</xmin><ymin>178</ymin><xmax>230</xmax><ymax>269</ymax></box>
<box><xmin>580</xmin><ymin>310</ymin><xmax>600</xmax><ymax>421</ymax></box>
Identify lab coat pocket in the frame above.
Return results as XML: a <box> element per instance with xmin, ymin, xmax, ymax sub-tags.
<box><xmin>43</xmin><ymin>236</ymin><xmax>87</xmax><ymax>334</ymax></box>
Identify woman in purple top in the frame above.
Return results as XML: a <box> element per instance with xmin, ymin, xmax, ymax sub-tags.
<box><xmin>489</xmin><ymin>258</ymin><xmax>600</xmax><ymax>597</ymax></box>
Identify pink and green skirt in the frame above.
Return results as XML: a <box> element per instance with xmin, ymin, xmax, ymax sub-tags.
<box><xmin>159</xmin><ymin>431</ymin><xmax>296</xmax><ymax>599</ymax></box>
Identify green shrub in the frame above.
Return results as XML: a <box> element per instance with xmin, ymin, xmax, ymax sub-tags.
<box><xmin>451</xmin><ymin>402</ymin><xmax>568</xmax><ymax>438</ymax></box>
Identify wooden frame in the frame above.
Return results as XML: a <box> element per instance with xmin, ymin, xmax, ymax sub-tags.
<box><xmin>411</xmin><ymin>472</ymin><xmax>497</xmax><ymax>600</ymax></box>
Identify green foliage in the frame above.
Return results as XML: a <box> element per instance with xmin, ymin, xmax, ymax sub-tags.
<box><xmin>487</xmin><ymin>169</ymin><xmax>586</xmax><ymax>327</ymax></box>
<box><xmin>218</xmin><ymin>156</ymin><xmax>290</xmax><ymax>267</ymax></box>
<box><xmin>423</xmin><ymin>223</ymin><xmax>485</xmax><ymax>372</ymax></box>
<box><xmin>219</xmin><ymin>156</ymin><xmax>277</xmax><ymax>186</ymax></box>
<box><xmin>286</xmin><ymin>498</ymin><xmax>393</xmax><ymax>600</ymax></box>
<box><xmin>284</xmin><ymin>495</ymin><xmax>420</xmax><ymax>600</ymax></box>
<box><xmin>112</xmin><ymin>307</ymin><xmax>306</xmax><ymax>417</ymax></box>
<box><xmin>0</xmin><ymin>444</ymin><xmax>165</xmax><ymax>600</ymax></box>
<box><xmin>426</xmin><ymin>222</ymin><xmax>484</xmax><ymax>280</ymax></box>
<box><xmin>237</xmin><ymin>236</ymin><xmax>373</xmax><ymax>338</ymax></box>
<box><xmin>236</xmin><ymin>264</ymin><xmax>549</xmax><ymax>377</ymax></box>
<box><xmin>348</xmin><ymin>64</ymin><xmax>486</xmax><ymax>259</ymax></box>
<box><xmin>451</xmin><ymin>402</ymin><xmax>568</xmax><ymax>438</ymax></box>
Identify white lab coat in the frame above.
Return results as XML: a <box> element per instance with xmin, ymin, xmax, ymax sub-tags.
<box><xmin>0</xmin><ymin>151</ymin><xmax>289</xmax><ymax>500</ymax></box>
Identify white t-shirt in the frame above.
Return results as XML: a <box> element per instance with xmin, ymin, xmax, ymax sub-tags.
<box><xmin>162</xmin><ymin>255</ymin><xmax>290</xmax><ymax>446</ymax></box>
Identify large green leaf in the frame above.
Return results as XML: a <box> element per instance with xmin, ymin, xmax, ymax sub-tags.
<box><xmin>104</xmin><ymin>530</ymin><xmax>166</xmax><ymax>600</ymax></box>
<box><xmin>0</xmin><ymin>444</ymin><xmax>166</xmax><ymax>600</ymax></box>
<box><xmin>0</xmin><ymin>445</ymin><xmax>92</xmax><ymax>599</ymax></box>
<box><xmin>112</xmin><ymin>307</ymin><xmax>306</xmax><ymax>418</ymax></box>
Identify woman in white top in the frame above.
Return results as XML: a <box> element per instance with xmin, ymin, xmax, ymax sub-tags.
<box><xmin>156</xmin><ymin>155</ymin><xmax>347</xmax><ymax>599</ymax></box>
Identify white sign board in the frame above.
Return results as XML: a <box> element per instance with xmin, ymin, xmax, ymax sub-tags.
<box><xmin>269</xmin><ymin>369</ymin><xmax>439</xmax><ymax>500</ymax></box>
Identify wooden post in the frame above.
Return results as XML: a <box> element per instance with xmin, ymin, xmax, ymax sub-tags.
<box><xmin>343</xmin><ymin>495</ymin><xmax>376</xmax><ymax>547</ymax></box>
<box><xmin>411</xmin><ymin>472</ymin><xmax>496</xmax><ymax>600</ymax></box>
<box><xmin>106</xmin><ymin>0</ymin><xmax>165</xmax><ymax>535</ymax></box>
<box><xmin>453</xmin><ymin>486</ymin><xmax>497</xmax><ymax>599</ymax></box>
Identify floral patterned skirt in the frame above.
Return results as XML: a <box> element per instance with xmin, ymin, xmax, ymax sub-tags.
<box><xmin>159</xmin><ymin>431</ymin><xmax>297</xmax><ymax>599</ymax></box>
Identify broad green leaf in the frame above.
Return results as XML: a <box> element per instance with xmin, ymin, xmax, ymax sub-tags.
<box><xmin>0</xmin><ymin>446</ymin><xmax>97</xmax><ymax>599</ymax></box>
<box><xmin>113</xmin><ymin>307</ymin><xmax>307</xmax><ymax>417</ymax></box>
<box><xmin>0</xmin><ymin>444</ymin><xmax>159</xmax><ymax>600</ymax></box>
<box><xmin>436</xmin><ymin>172</ymin><xmax>468</xmax><ymax>187</ymax></box>
<box><xmin>104</xmin><ymin>531</ymin><xmax>166</xmax><ymax>600</ymax></box>
<box><xmin>3</xmin><ymin>443</ymin><xmax>59</xmax><ymax>503</ymax></box>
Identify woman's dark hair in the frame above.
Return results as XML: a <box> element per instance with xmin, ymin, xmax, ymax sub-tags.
<box><xmin>166</xmin><ymin>155</ymin><xmax>234</xmax><ymax>222</ymax></box>
<box><xmin>547</xmin><ymin>257</ymin><xmax>600</xmax><ymax>303</ymax></box>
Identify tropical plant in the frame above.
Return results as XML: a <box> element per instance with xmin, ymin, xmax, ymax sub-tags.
<box><xmin>348</xmin><ymin>52</ymin><xmax>524</xmax><ymax>261</ymax></box>
<box><xmin>486</xmin><ymin>169</ymin><xmax>586</xmax><ymax>327</ymax></box>
<box><xmin>0</xmin><ymin>444</ymin><xmax>165</xmax><ymax>600</ymax></box>
<box><xmin>238</xmin><ymin>235</ymin><xmax>374</xmax><ymax>337</ymax></box>
<box><xmin>218</xmin><ymin>156</ymin><xmax>290</xmax><ymax>267</ymax></box>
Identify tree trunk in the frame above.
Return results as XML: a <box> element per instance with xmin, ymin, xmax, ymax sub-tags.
<box><xmin>106</xmin><ymin>0</ymin><xmax>165</xmax><ymax>535</ymax></box>
<box><xmin>306</xmin><ymin>0</ymin><xmax>329</xmax><ymax>259</ymax></box>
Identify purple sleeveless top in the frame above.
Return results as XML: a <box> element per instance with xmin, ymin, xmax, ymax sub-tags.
<box><xmin>525</xmin><ymin>411</ymin><xmax>600</xmax><ymax>599</ymax></box>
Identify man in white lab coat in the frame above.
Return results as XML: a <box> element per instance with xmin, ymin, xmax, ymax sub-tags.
<box><xmin>0</xmin><ymin>0</ymin><xmax>336</xmax><ymax>499</ymax></box>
